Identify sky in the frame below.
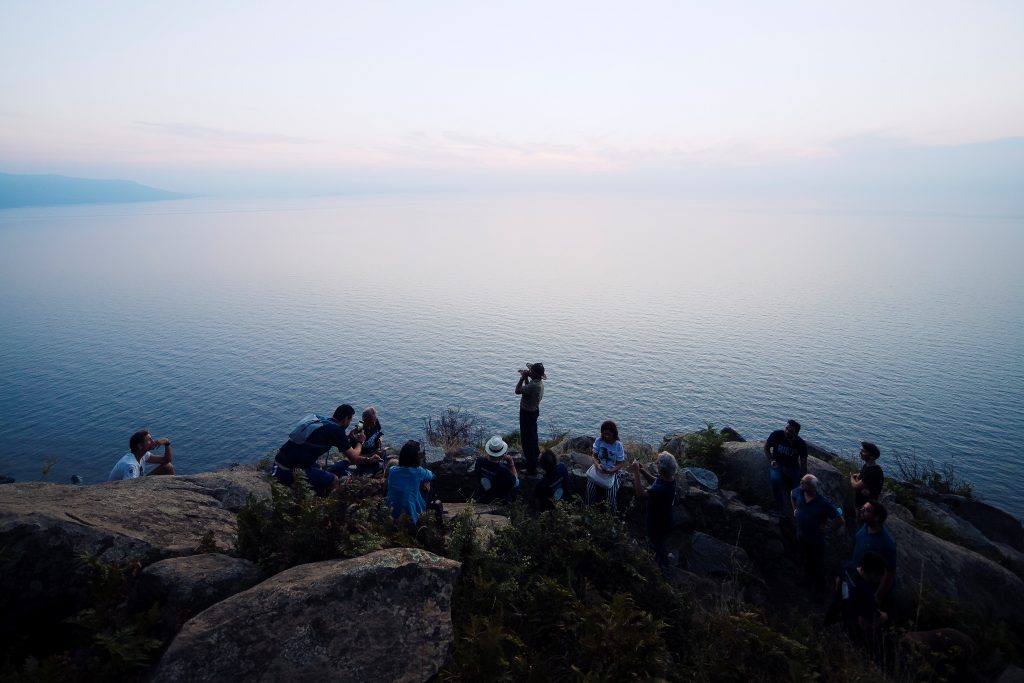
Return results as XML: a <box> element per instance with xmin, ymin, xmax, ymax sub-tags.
<box><xmin>1</xmin><ymin>1</ymin><xmax>1022</xmax><ymax>203</ymax></box>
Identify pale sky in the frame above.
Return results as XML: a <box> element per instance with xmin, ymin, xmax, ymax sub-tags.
<box><xmin>1</xmin><ymin>0</ymin><xmax>1022</xmax><ymax>196</ymax></box>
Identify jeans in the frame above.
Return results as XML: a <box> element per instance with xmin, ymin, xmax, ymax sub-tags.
<box><xmin>770</xmin><ymin>463</ymin><xmax>801</xmax><ymax>513</ymax></box>
<box><xmin>520</xmin><ymin>408</ymin><xmax>540</xmax><ymax>473</ymax></box>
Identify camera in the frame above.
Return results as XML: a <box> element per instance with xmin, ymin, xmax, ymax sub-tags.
<box><xmin>352</xmin><ymin>420</ymin><xmax>364</xmax><ymax>436</ymax></box>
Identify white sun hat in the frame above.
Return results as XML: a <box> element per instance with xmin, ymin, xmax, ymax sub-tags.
<box><xmin>484</xmin><ymin>436</ymin><xmax>509</xmax><ymax>458</ymax></box>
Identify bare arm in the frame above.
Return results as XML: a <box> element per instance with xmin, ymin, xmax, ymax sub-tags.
<box><xmin>515</xmin><ymin>371</ymin><xmax>529</xmax><ymax>395</ymax></box>
<box><xmin>630</xmin><ymin>461</ymin><xmax>655</xmax><ymax>499</ymax></box>
<box><xmin>503</xmin><ymin>454</ymin><xmax>518</xmax><ymax>479</ymax></box>
<box><xmin>147</xmin><ymin>439</ymin><xmax>173</xmax><ymax>465</ymax></box>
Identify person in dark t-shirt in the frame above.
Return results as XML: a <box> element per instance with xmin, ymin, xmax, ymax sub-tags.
<box><xmin>791</xmin><ymin>473</ymin><xmax>843</xmax><ymax>592</ymax></box>
<box><xmin>631</xmin><ymin>452</ymin><xmax>679</xmax><ymax>573</ymax></box>
<box><xmin>850</xmin><ymin>441</ymin><xmax>884</xmax><ymax>510</ymax></box>
<box><xmin>474</xmin><ymin>436</ymin><xmax>519</xmax><ymax>503</ymax></box>
<box><xmin>534</xmin><ymin>449</ymin><xmax>571</xmax><ymax>511</ymax></box>
<box><xmin>765</xmin><ymin>419</ymin><xmax>808</xmax><ymax>515</ymax></box>
<box><xmin>272</xmin><ymin>404</ymin><xmax>367</xmax><ymax>496</ymax></box>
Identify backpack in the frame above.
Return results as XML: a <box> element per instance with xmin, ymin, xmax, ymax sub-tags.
<box><xmin>288</xmin><ymin>414</ymin><xmax>329</xmax><ymax>446</ymax></box>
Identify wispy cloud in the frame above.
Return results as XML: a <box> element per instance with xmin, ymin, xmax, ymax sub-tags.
<box><xmin>134</xmin><ymin>121</ymin><xmax>316</xmax><ymax>145</ymax></box>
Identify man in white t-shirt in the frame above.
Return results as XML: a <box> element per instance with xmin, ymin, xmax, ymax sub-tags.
<box><xmin>108</xmin><ymin>430</ymin><xmax>174</xmax><ymax>481</ymax></box>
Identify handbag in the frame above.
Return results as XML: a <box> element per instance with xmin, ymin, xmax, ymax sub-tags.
<box><xmin>586</xmin><ymin>464</ymin><xmax>615</xmax><ymax>490</ymax></box>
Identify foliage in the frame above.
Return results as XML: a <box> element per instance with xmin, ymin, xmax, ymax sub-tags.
<box><xmin>501</xmin><ymin>430</ymin><xmax>522</xmax><ymax>449</ymax></box>
<box><xmin>682</xmin><ymin>423</ymin><xmax>727</xmax><ymax>475</ymax></box>
<box><xmin>236</xmin><ymin>472</ymin><xmax>443</xmax><ymax>575</ymax></box>
<box><xmin>441</xmin><ymin>502</ymin><xmax>690</xmax><ymax>681</ymax></box>
<box><xmin>890</xmin><ymin>449</ymin><xmax>973</xmax><ymax>498</ymax></box>
<box><xmin>424</xmin><ymin>407</ymin><xmax>487</xmax><ymax>451</ymax></box>
<box><xmin>539</xmin><ymin>426</ymin><xmax>570</xmax><ymax>450</ymax></box>
<box><xmin>688</xmin><ymin>610</ymin><xmax>812</xmax><ymax>682</ymax></box>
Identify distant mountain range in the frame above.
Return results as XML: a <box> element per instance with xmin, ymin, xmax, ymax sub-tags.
<box><xmin>0</xmin><ymin>173</ymin><xmax>186</xmax><ymax>208</ymax></box>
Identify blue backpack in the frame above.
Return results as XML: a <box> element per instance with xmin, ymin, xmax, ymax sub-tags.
<box><xmin>288</xmin><ymin>414</ymin><xmax>329</xmax><ymax>446</ymax></box>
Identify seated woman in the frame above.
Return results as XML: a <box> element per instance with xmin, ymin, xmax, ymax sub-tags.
<box><xmin>534</xmin><ymin>449</ymin><xmax>571</xmax><ymax>511</ymax></box>
<box><xmin>385</xmin><ymin>440</ymin><xmax>436</xmax><ymax>525</ymax></box>
<box><xmin>586</xmin><ymin>420</ymin><xmax>627</xmax><ymax>513</ymax></box>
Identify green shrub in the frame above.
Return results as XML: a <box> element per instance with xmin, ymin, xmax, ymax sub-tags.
<box><xmin>441</xmin><ymin>503</ymin><xmax>691</xmax><ymax>681</ymax></box>
<box><xmin>683</xmin><ymin>423</ymin><xmax>727</xmax><ymax>475</ymax></box>
<box><xmin>424</xmin><ymin>407</ymin><xmax>487</xmax><ymax>451</ymax></box>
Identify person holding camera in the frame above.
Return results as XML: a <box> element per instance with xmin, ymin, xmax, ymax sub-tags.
<box><xmin>326</xmin><ymin>407</ymin><xmax>385</xmax><ymax>478</ymax></box>
<box><xmin>515</xmin><ymin>362</ymin><xmax>545</xmax><ymax>475</ymax></box>
<box><xmin>272</xmin><ymin>404</ymin><xmax>371</xmax><ymax>495</ymax></box>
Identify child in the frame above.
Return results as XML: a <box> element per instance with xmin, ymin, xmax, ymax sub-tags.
<box><xmin>534</xmin><ymin>449</ymin><xmax>571</xmax><ymax>511</ymax></box>
<box><xmin>385</xmin><ymin>440</ymin><xmax>435</xmax><ymax>525</ymax></box>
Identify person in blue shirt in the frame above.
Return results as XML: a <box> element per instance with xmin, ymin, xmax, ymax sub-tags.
<box><xmin>631</xmin><ymin>452</ymin><xmax>679</xmax><ymax>573</ymax></box>
<box><xmin>385</xmin><ymin>440</ymin><xmax>436</xmax><ymax>525</ymax></box>
<box><xmin>587</xmin><ymin>420</ymin><xmax>627</xmax><ymax>513</ymax></box>
<box><xmin>765</xmin><ymin>419</ymin><xmax>808</xmax><ymax>516</ymax></box>
<box><xmin>534</xmin><ymin>449</ymin><xmax>571</xmax><ymax>511</ymax></box>
<box><xmin>791</xmin><ymin>473</ymin><xmax>844</xmax><ymax>592</ymax></box>
<box><xmin>272</xmin><ymin>404</ymin><xmax>368</xmax><ymax>496</ymax></box>
<box><xmin>851</xmin><ymin>500</ymin><xmax>898</xmax><ymax>612</ymax></box>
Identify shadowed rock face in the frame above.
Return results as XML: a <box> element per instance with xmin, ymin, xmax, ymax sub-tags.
<box><xmin>153</xmin><ymin>548</ymin><xmax>461</xmax><ymax>683</ymax></box>
<box><xmin>889</xmin><ymin>518</ymin><xmax>1024</xmax><ymax>626</ymax></box>
<box><xmin>131</xmin><ymin>553</ymin><xmax>263</xmax><ymax>637</ymax></box>
<box><xmin>720</xmin><ymin>441</ymin><xmax>845</xmax><ymax>510</ymax></box>
<box><xmin>0</xmin><ymin>468</ymin><xmax>270</xmax><ymax>642</ymax></box>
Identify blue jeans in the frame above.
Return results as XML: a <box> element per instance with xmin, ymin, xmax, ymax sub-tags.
<box><xmin>770</xmin><ymin>463</ymin><xmax>801</xmax><ymax>513</ymax></box>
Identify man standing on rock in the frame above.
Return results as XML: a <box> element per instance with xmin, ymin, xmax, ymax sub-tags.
<box><xmin>791</xmin><ymin>474</ymin><xmax>844</xmax><ymax>593</ymax></box>
<box><xmin>108</xmin><ymin>430</ymin><xmax>174</xmax><ymax>480</ymax></box>
<box><xmin>765</xmin><ymin>419</ymin><xmax>808</xmax><ymax>516</ymax></box>
<box><xmin>515</xmin><ymin>362</ymin><xmax>545</xmax><ymax>475</ymax></box>
<box><xmin>850</xmin><ymin>441</ymin><xmax>884</xmax><ymax>510</ymax></box>
<box><xmin>851</xmin><ymin>500</ymin><xmax>897</xmax><ymax>614</ymax></box>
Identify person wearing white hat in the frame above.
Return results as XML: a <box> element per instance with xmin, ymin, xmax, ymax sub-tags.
<box><xmin>474</xmin><ymin>436</ymin><xmax>519</xmax><ymax>503</ymax></box>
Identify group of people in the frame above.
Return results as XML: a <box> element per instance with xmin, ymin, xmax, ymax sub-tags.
<box><xmin>106</xmin><ymin>360</ymin><xmax>898</xmax><ymax>647</ymax></box>
<box><xmin>766</xmin><ymin>420</ymin><xmax>897</xmax><ymax>647</ymax></box>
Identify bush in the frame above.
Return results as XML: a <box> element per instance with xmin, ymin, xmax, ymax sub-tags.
<box><xmin>890</xmin><ymin>449</ymin><xmax>973</xmax><ymax>498</ymax></box>
<box><xmin>424</xmin><ymin>407</ymin><xmax>487</xmax><ymax>451</ymax></box>
<box><xmin>236</xmin><ymin>473</ymin><xmax>443</xmax><ymax>575</ymax></box>
<box><xmin>683</xmin><ymin>423</ymin><xmax>727</xmax><ymax>475</ymax></box>
<box><xmin>441</xmin><ymin>502</ymin><xmax>691</xmax><ymax>681</ymax></box>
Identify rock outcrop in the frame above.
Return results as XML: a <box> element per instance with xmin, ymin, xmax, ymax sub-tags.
<box><xmin>153</xmin><ymin>548</ymin><xmax>460</xmax><ymax>683</ymax></box>
<box><xmin>720</xmin><ymin>441</ymin><xmax>845</xmax><ymax>510</ymax></box>
<box><xmin>888</xmin><ymin>517</ymin><xmax>1024</xmax><ymax>625</ymax></box>
<box><xmin>131</xmin><ymin>553</ymin><xmax>263</xmax><ymax>636</ymax></box>
<box><xmin>0</xmin><ymin>467</ymin><xmax>270</xmax><ymax>641</ymax></box>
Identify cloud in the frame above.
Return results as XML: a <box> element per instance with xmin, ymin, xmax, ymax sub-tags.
<box><xmin>134</xmin><ymin>121</ymin><xmax>316</xmax><ymax>145</ymax></box>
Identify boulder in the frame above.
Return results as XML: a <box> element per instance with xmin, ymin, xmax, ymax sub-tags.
<box><xmin>131</xmin><ymin>553</ymin><xmax>262</xmax><ymax>635</ymax></box>
<box><xmin>719</xmin><ymin>441</ymin><xmax>845</xmax><ymax>510</ymax></box>
<box><xmin>0</xmin><ymin>467</ymin><xmax>270</xmax><ymax>642</ymax></box>
<box><xmin>560</xmin><ymin>435</ymin><xmax>595</xmax><ymax>454</ymax></box>
<box><xmin>930</xmin><ymin>494</ymin><xmax>1024</xmax><ymax>551</ymax></box>
<box><xmin>913</xmin><ymin>498</ymin><xmax>1002</xmax><ymax>557</ymax></box>
<box><xmin>153</xmin><ymin>548</ymin><xmax>460</xmax><ymax>683</ymax></box>
<box><xmin>442</xmin><ymin>502</ymin><xmax>511</xmax><ymax>544</ymax></box>
<box><xmin>683</xmin><ymin>531</ymin><xmax>754</xmax><ymax>578</ymax></box>
<box><xmin>659</xmin><ymin>432</ymin><xmax>689</xmax><ymax>458</ymax></box>
<box><xmin>888</xmin><ymin>518</ymin><xmax>1024</xmax><ymax>626</ymax></box>
<box><xmin>0</xmin><ymin>475</ymin><xmax>14</xmax><ymax>485</ymax></box>
<box><xmin>719</xmin><ymin>427</ymin><xmax>745</xmax><ymax>442</ymax></box>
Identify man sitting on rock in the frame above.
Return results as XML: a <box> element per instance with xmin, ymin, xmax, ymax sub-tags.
<box><xmin>765</xmin><ymin>419</ymin><xmax>808</xmax><ymax>516</ymax></box>
<box><xmin>272</xmin><ymin>404</ymin><xmax>371</xmax><ymax>496</ymax></box>
<box><xmin>791</xmin><ymin>473</ymin><xmax>844</xmax><ymax>593</ymax></box>
<box><xmin>108</xmin><ymin>430</ymin><xmax>174</xmax><ymax>481</ymax></box>
<box><xmin>850</xmin><ymin>441</ymin><xmax>884</xmax><ymax>510</ymax></box>
<box><xmin>474</xmin><ymin>436</ymin><xmax>518</xmax><ymax>503</ymax></box>
<box><xmin>851</xmin><ymin>500</ymin><xmax>897</xmax><ymax>615</ymax></box>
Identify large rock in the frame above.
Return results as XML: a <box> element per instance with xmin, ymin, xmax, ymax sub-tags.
<box><xmin>930</xmin><ymin>494</ymin><xmax>1024</xmax><ymax>551</ymax></box>
<box><xmin>131</xmin><ymin>553</ymin><xmax>263</xmax><ymax>635</ymax></box>
<box><xmin>153</xmin><ymin>548</ymin><xmax>460</xmax><ymax>683</ymax></box>
<box><xmin>913</xmin><ymin>498</ymin><xmax>1003</xmax><ymax>557</ymax></box>
<box><xmin>888</xmin><ymin>518</ymin><xmax>1024</xmax><ymax>626</ymax></box>
<box><xmin>720</xmin><ymin>441</ymin><xmax>845</xmax><ymax>510</ymax></box>
<box><xmin>0</xmin><ymin>467</ymin><xmax>270</xmax><ymax>642</ymax></box>
<box><xmin>683</xmin><ymin>531</ymin><xmax>754</xmax><ymax>578</ymax></box>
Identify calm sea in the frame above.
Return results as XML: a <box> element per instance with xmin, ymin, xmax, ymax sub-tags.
<box><xmin>1</xmin><ymin>194</ymin><xmax>1021</xmax><ymax>519</ymax></box>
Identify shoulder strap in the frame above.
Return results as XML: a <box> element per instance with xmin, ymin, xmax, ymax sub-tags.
<box><xmin>288</xmin><ymin>414</ymin><xmax>328</xmax><ymax>446</ymax></box>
